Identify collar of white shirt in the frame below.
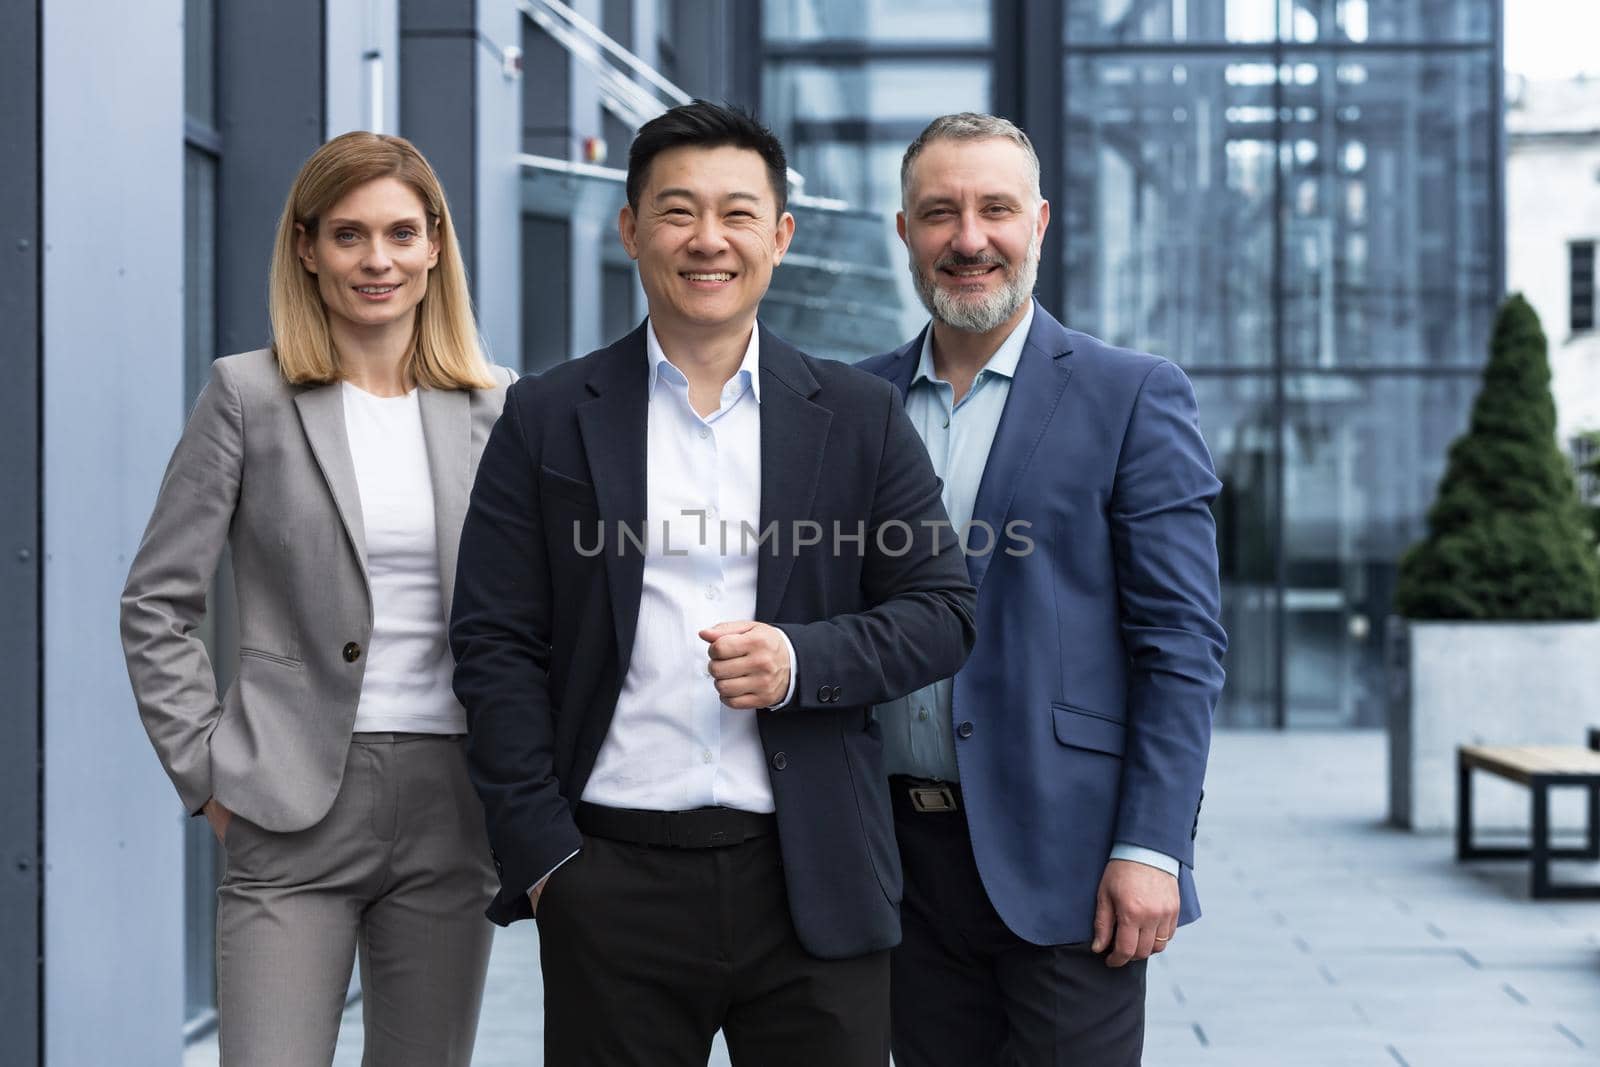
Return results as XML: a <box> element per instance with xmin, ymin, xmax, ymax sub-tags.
<box><xmin>646</xmin><ymin>319</ymin><xmax>763</xmax><ymax>406</ymax></box>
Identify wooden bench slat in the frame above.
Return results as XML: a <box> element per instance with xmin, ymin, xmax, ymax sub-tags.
<box><xmin>1460</xmin><ymin>744</ymin><xmax>1600</xmax><ymax>784</ymax></box>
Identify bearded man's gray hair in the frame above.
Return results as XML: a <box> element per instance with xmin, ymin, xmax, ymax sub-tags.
<box><xmin>899</xmin><ymin>113</ymin><xmax>1043</xmax><ymax>207</ymax></box>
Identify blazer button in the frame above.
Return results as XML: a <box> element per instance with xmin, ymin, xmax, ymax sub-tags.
<box><xmin>772</xmin><ymin>752</ymin><xmax>788</xmax><ymax>771</ymax></box>
<box><xmin>816</xmin><ymin>685</ymin><xmax>831</xmax><ymax>703</ymax></box>
<box><xmin>956</xmin><ymin>721</ymin><xmax>974</xmax><ymax>739</ymax></box>
<box><xmin>830</xmin><ymin>685</ymin><xmax>843</xmax><ymax>702</ymax></box>
<box><xmin>343</xmin><ymin>642</ymin><xmax>362</xmax><ymax>663</ymax></box>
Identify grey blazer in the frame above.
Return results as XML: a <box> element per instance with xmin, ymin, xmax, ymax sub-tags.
<box><xmin>120</xmin><ymin>348</ymin><xmax>514</xmax><ymax>832</ymax></box>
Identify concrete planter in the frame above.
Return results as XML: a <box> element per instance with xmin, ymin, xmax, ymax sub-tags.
<box><xmin>1387</xmin><ymin>619</ymin><xmax>1600</xmax><ymax>832</ymax></box>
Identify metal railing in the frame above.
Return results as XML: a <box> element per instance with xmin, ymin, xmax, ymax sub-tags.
<box><xmin>515</xmin><ymin>0</ymin><xmax>825</xmax><ymax>201</ymax></box>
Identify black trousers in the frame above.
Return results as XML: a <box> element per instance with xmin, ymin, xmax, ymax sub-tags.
<box><xmin>889</xmin><ymin>784</ymin><xmax>1147</xmax><ymax>1067</ymax></box>
<box><xmin>535</xmin><ymin>813</ymin><xmax>890</xmax><ymax>1067</ymax></box>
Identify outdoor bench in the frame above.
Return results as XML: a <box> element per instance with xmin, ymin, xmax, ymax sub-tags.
<box><xmin>1456</xmin><ymin>744</ymin><xmax>1600</xmax><ymax>899</ymax></box>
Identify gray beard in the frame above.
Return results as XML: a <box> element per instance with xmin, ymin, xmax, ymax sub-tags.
<box><xmin>911</xmin><ymin>229</ymin><xmax>1041</xmax><ymax>334</ymax></box>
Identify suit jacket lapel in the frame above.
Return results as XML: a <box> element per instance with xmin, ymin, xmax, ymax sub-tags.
<box><xmin>966</xmin><ymin>309</ymin><xmax>1074</xmax><ymax>590</ymax></box>
<box><xmin>418</xmin><ymin>387</ymin><xmax>471</xmax><ymax>613</ymax></box>
<box><xmin>293</xmin><ymin>383</ymin><xmax>369</xmax><ymax>577</ymax></box>
<box><xmin>755</xmin><ymin>327</ymin><xmax>831</xmax><ymax>622</ymax></box>
<box><xmin>880</xmin><ymin>327</ymin><xmax>925</xmax><ymax>401</ymax></box>
<box><xmin>575</xmin><ymin>330</ymin><xmax>651</xmax><ymax>672</ymax></box>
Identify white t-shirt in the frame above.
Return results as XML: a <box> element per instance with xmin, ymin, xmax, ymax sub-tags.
<box><xmin>341</xmin><ymin>383</ymin><xmax>465</xmax><ymax>734</ymax></box>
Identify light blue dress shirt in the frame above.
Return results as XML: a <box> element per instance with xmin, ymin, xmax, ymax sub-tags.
<box><xmin>875</xmin><ymin>301</ymin><xmax>1179</xmax><ymax>878</ymax></box>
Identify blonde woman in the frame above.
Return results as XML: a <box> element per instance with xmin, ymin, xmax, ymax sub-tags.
<box><xmin>121</xmin><ymin>132</ymin><xmax>512</xmax><ymax>1066</ymax></box>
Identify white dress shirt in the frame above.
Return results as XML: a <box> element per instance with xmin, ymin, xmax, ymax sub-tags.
<box><xmin>579</xmin><ymin>321</ymin><xmax>797</xmax><ymax>814</ymax></box>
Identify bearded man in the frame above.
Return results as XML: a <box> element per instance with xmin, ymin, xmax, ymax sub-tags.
<box><xmin>855</xmin><ymin>113</ymin><xmax>1228</xmax><ymax>1066</ymax></box>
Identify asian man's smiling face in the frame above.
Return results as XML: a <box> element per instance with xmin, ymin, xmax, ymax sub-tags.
<box><xmin>619</xmin><ymin>144</ymin><xmax>795</xmax><ymax>337</ymax></box>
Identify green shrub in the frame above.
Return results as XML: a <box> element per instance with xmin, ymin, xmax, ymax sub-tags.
<box><xmin>1394</xmin><ymin>294</ymin><xmax>1600</xmax><ymax>619</ymax></box>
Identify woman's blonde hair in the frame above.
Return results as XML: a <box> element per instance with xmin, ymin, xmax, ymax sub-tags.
<box><xmin>267</xmin><ymin>131</ymin><xmax>496</xmax><ymax>389</ymax></box>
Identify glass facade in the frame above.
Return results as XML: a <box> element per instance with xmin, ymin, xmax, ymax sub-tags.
<box><xmin>1063</xmin><ymin>1</ymin><xmax>1499</xmax><ymax>725</ymax></box>
<box><xmin>755</xmin><ymin>0</ymin><xmax>1501</xmax><ymax>727</ymax></box>
<box><xmin>762</xmin><ymin>0</ymin><xmax>993</xmax><ymax>338</ymax></box>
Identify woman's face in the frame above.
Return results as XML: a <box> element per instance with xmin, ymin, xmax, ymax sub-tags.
<box><xmin>296</xmin><ymin>176</ymin><xmax>440</xmax><ymax>338</ymax></box>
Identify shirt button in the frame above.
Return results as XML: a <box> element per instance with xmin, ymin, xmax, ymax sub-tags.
<box><xmin>699</xmin><ymin>428</ymin><xmax>710</xmax><ymax>440</ymax></box>
<box><xmin>917</xmin><ymin>707</ymin><xmax>930</xmax><ymax>722</ymax></box>
<box><xmin>956</xmin><ymin>721</ymin><xmax>975</xmax><ymax>739</ymax></box>
<box><xmin>702</xmin><ymin>750</ymin><xmax>714</xmax><ymax>764</ymax></box>
<box><xmin>705</xmin><ymin>586</ymin><xmax>719</xmax><ymax>600</ymax></box>
<box><xmin>342</xmin><ymin>642</ymin><xmax>362</xmax><ymax>663</ymax></box>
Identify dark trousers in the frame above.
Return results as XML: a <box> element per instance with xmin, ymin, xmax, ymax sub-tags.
<box><xmin>535</xmin><ymin>808</ymin><xmax>890</xmax><ymax>1067</ymax></box>
<box><xmin>889</xmin><ymin>784</ymin><xmax>1146</xmax><ymax>1067</ymax></box>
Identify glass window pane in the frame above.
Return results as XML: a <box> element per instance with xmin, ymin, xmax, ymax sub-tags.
<box><xmin>184</xmin><ymin>0</ymin><xmax>214</xmax><ymax>126</ymax></box>
<box><xmin>1280</xmin><ymin>51</ymin><xmax>1496</xmax><ymax>366</ymax></box>
<box><xmin>1572</xmin><ymin>241</ymin><xmax>1596</xmax><ymax>334</ymax></box>
<box><xmin>1282</xmin><ymin>0</ymin><xmax>1492</xmax><ymax>44</ymax></box>
<box><xmin>764</xmin><ymin>62</ymin><xmax>989</xmax><ymax>126</ymax></box>
<box><xmin>1062</xmin><ymin>54</ymin><xmax>1276</xmax><ymax>367</ymax></box>
<box><xmin>1193</xmin><ymin>375</ymin><xmax>1281</xmax><ymax>727</ymax></box>
<box><xmin>765</xmin><ymin>0</ymin><xmax>990</xmax><ymax>43</ymax></box>
<box><xmin>1066</xmin><ymin>0</ymin><xmax>1278</xmax><ymax>44</ymax></box>
<box><xmin>1064</xmin><ymin>0</ymin><xmax>1492</xmax><ymax>45</ymax></box>
<box><xmin>1282</xmin><ymin>374</ymin><xmax>1474</xmax><ymax>726</ymax></box>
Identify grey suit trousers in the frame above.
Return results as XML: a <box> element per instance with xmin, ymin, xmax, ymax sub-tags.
<box><xmin>217</xmin><ymin>733</ymin><xmax>497</xmax><ymax>1067</ymax></box>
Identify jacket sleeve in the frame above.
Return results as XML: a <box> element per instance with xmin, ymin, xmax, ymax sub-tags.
<box><xmin>119</xmin><ymin>364</ymin><xmax>244</xmax><ymax>815</ymax></box>
<box><xmin>450</xmin><ymin>390</ymin><xmax>583</xmax><ymax>911</ymax></box>
<box><xmin>1108</xmin><ymin>360</ymin><xmax>1227</xmax><ymax>867</ymax></box>
<box><xmin>775</xmin><ymin>386</ymin><xmax>978</xmax><ymax>710</ymax></box>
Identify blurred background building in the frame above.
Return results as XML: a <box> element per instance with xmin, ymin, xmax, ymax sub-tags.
<box><xmin>4</xmin><ymin>0</ymin><xmax>1514</xmax><ymax>1063</ymax></box>
<box><xmin>1506</xmin><ymin>73</ymin><xmax>1600</xmax><ymax>465</ymax></box>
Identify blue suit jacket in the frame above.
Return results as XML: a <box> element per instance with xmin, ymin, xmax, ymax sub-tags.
<box><xmin>856</xmin><ymin>304</ymin><xmax>1226</xmax><ymax>945</ymax></box>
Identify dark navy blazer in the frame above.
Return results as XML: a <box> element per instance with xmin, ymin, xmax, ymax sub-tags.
<box><xmin>450</xmin><ymin>321</ymin><xmax>977</xmax><ymax>958</ymax></box>
<box><xmin>856</xmin><ymin>304</ymin><xmax>1226</xmax><ymax>946</ymax></box>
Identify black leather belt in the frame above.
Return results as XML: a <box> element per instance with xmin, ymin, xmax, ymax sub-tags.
<box><xmin>574</xmin><ymin>802</ymin><xmax>776</xmax><ymax>849</ymax></box>
<box><xmin>890</xmin><ymin>774</ymin><xmax>962</xmax><ymax>814</ymax></box>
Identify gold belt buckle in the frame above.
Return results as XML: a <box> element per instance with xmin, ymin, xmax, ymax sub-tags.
<box><xmin>908</xmin><ymin>783</ymin><xmax>957</xmax><ymax>813</ymax></box>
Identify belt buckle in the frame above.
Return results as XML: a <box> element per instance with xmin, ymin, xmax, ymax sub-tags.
<box><xmin>908</xmin><ymin>783</ymin><xmax>957</xmax><ymax>813</ymax></box>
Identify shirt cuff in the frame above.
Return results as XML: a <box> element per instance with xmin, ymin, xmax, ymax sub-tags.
<box><xmin>527</xmin><ymin>848</ymin><xmax>580</xmax><ymax>896</ymax></box>
<box><xmin>1110</xmin><ymin>842</ymin><xmax>1180</xmax><ymax>878</ymax></box>
<box><xmin>771</xmin><ymin>628</ymin><xmax>799</xmax><ymax>709</ymax></box>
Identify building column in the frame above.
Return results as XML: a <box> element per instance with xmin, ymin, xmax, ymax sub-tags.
<box><xmin>400</xmin><ymin>0</ymin><xmax>523</xmax><ymax>369</ymax></box>
<box><xmin>42</xmin><ymin>2</ymin><xmax>186</xmax><ymax>1062</ymax></box>
<box><xmin>217</xmin><ymin>0</ymin><xmax>327</xmax><ymax>356</ymax></box>
<box><xmin>0</xmin><ymin>2</ymin><xmax>42</xmax><ymax>1057</ymax></box>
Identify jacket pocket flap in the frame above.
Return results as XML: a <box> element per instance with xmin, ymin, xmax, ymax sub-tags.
<box><xmin>1052</xmin><ymin>704</ymin><xmax>1126</xmax><ymax>757</ymax></box>
<box><xmin>539</xmin><ymin>465</ymin><xmax>598</xmax><ymax>507</ymax></box>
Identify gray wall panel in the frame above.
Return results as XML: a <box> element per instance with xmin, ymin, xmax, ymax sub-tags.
<box><xmin>402</xmin><ymin>0</ymin><xmax>522</xmax><ymax>370</ymax></box>
<box><xmin>0</xmin><ymin>0</ymin><xmax>41</xmax><ymax>1056</ymax></box>
<box><xmin>42</xmin><ymin>2</ymin><xmax>186</xmax><ymax>1063</ymax></box>
<box><xmin>217</xmin><ymin>0</ymin><xmax>327</xmax><ymax>355</ymax></box>
<box><xmin>399</xmin><ymin>30</ymin><xmax>478</xmax><ymax>276</ymax></box>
